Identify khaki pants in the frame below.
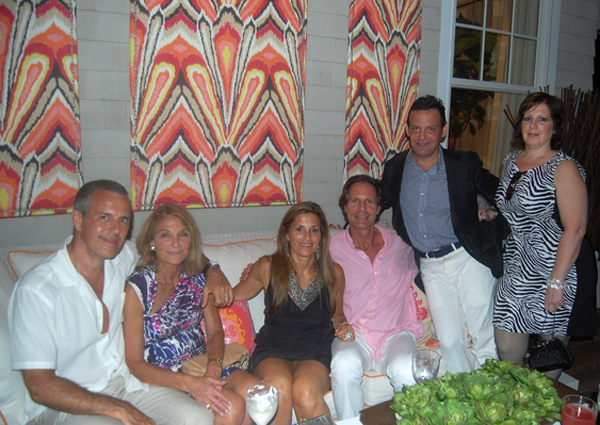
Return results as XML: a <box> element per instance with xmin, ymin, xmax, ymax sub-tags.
<box><xmin>28</xmin><ymin>376</ymin><xmax>213</xmax><ymax>425</ymax></box>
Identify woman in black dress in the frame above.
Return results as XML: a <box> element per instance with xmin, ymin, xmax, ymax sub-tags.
<box><xmin>234</xmin><ymin>202</ymin><xmax>347</xmax><ymax>425</ymax></box>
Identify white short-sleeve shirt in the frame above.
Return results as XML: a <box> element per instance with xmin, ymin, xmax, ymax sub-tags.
<box><xmin>8</xmin><ymin>236</ymin><xmax>146</xmax><ymax>420</ymax></box>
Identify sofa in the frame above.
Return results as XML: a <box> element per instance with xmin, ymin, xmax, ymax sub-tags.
<box><xmin>0</xmin><ymin>229</ymin><xmax>437</xmax><ymax>424</ymax></box>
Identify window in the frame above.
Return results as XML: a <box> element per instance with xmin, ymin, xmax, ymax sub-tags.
<box><xmin>437</xmin><ymin>0</ymin><xmax>560</xmax><ymax>175</ymax></box>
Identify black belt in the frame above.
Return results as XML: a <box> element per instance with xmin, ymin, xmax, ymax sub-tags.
<box><xmin>419</xmin><ymin>242</ymin><xmax>462</xmax><ymax>259</ymax></box>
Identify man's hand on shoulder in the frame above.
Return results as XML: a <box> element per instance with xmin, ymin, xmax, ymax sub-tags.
<box><xmin>203</xmin><ymin>266</ymin><xmax>234</xmax><ymax>308</ymax></box>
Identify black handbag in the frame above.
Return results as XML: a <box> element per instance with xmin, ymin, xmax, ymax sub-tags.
<box><xmin>527</xmin><ymin>314</ymin><xmax>574</xmax><ymax>372</ymax></box>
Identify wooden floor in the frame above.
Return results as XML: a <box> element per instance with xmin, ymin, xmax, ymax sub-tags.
<box><xmin>563</xmin><ymin>308</ymin><xmax>600</xmax><ymax>399</ymax></box>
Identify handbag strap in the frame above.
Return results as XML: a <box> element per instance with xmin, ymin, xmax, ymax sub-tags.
<box><xmin>540</xmin><ymin>312</ymin><xmax>557</xmax><ymax>340</ymax></box>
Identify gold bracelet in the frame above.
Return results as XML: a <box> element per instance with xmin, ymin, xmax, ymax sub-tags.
<box><xmin>546</xmin><ymin>278</ymin><xmax>567</xmax><ymax>290</ymax></box>
<box><xmin>208</xmin><ymin>358</ymin><xmax>223</xmax><ymax>367</ymax></box>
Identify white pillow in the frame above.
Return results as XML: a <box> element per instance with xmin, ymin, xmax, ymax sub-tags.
<box><xmin>203</xmin><ymin>238</ymin><xmax>277</xmax><ymax>330</ymax></box>
<box><xmin>8</xmin><ymin>250</ymin><xmax>54</xmax><ymax>280</ymax></box>
<box><xmin>203</xmin><ymin>238</ymin><xmax>276</xmax><ymax>284</ymax></box>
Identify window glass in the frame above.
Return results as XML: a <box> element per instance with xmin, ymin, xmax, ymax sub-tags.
<box><xmin>450</xmin><ymin>89</ymin><xmax>525</xmax><ymax>175</ymax></box>
<box><xmin>511</xmin><ymin>37</ymin><xmax>536</xmax><ymax>86</ymax></box>
<box><xmin>457</xmin><ymin>0</ymin><xmax>484</xmax><ymax>25</ymax></box>
<box><xmin>513</xmin><ymin>0</ymin><xmax>539</xmax><ymax>36</ymax></box>
<box><xmin>486</xmin><ymin>0</ymin><xmax>512</xmax><ymax>32</ymax></box>
<box><xmin>454</xmin><ymin>27</ymin><xmax>482</xmax><ymax>80</ymax></box>
<box><xmin>484</xmin><ymin>32</ymin><xmax>510</xmax><ymax>83</ymax></box>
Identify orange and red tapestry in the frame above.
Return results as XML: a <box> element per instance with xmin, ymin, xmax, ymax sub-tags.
<box><xmin>344</xmin><ymin>0</ymin><xmax>421</xmax><ymax>179</ymax></box>
<box><xmin>130</xmin><ymin>0</ymin><xmax>307</xmax><ymax>210</ymax></box>
<box><xmin>0</xmin><ymin>0</ymin><xmax>80</xmax><ymax>217</ymax></box>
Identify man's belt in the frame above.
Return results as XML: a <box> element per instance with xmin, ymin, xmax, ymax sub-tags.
<box><xmin>419</xmin><ymin>242</ymin><xmax>462</xmax><ymax>259</ymax></box>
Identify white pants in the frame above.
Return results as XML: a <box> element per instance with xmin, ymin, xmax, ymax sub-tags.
<box><xmin>420</xmin><ymin>247</ymin><xmax>497</xmax><ymax>374</ymax></box>
<box><xmin>28</xmin><ymin>376</ymin><xmax>213</xmax><ymax>425</ymax></box>
<box><xmin>330</xmin><ymin>331</ymin><xmax>416</xmax><ymax>420</ymax></box>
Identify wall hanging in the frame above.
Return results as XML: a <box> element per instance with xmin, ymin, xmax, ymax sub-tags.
<box><xmin>344</xmin><ymin>0</ymin><xmax>421</xmax><ymax>179</ymax></box>
<box><xmin>0</xmin><ymin>0</ymin><xmax>80</xmax><ymax>217</ymax></box>
<box><xmin>131</xmin><ymin>0</ymin><xmax>307</xmax><ymax>210</ymax></box>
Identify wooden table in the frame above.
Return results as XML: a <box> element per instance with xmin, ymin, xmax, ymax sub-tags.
<box><xmin>359</xmin><ymin>379</ymin><xmax>578</xmax><ymax>425</ymax></box>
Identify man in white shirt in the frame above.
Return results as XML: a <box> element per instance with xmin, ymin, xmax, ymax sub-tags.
<box><xmin>9</xmin><ymin>180</ymin><xmax>217</xmax><ymax>425</ymax></box>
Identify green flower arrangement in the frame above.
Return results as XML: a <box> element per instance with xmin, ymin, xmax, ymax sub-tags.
<box><xmin>390</xmin><ymin>359</ymin><xmax>562</xmax><ymax>425</ymax></box>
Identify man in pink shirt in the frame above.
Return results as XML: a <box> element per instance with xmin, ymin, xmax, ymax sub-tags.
<box><xmin>329</xmin><ymin>175</ymin><xmax>424</xmax><ymax>420</ymax></box>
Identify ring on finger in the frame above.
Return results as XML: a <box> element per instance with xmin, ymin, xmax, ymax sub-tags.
<box><xmin>206</xmin><ymin>402</ymin><xmax>212</xmax><ymax>409</ymax></box>
<box><xmin>344</xmin><ymin>331</ymin><xmax>352</xmax><ymax>341</ymax></box>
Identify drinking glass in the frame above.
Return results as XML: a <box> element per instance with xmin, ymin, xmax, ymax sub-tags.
<box><xmin>246</xmin><ymin>382</ymin><xmax>279</xmax><ymax>425</ymax></box>
<box><xmin>411</xmin><ymin>348</ymin><xmax>441</xmax><ymax>384</ymax></box>
<box><xmin>562</xmin><ymin>394</ymin><xmax>598</xmax><ymax>425</ymax></box>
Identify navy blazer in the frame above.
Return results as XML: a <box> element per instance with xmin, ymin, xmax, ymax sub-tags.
<box><xmin>381</xmin><ymin>148</ymin><xmax>506</xmax><ymax>278</ymax></box>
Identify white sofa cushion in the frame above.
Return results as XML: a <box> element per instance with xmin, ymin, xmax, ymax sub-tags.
<box><xmin>203</xmin><ymin>238</ymin><xmax>277</xmax><ymax>331</ymax></box>
<box><xmin>0</xmin><ymin>260</ymin><xmax>27</xmax><ymax>425</ymax></box>
<box><xmin>8</xmin><ymin>250</ymin><xmax>54</xmax><ymax>280</ymax></box>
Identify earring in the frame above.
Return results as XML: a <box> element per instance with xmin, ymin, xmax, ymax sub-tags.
<box><xmin>316</xmin><ymin>245</ymin><xmax>321</xmax><ymax>260</ymax></box>
<box><xmin>150</xmin><ymin>245</ymin><xmax>156</xmax><ymax>251</ymax></box>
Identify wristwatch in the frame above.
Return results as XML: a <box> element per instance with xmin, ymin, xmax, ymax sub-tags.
<box><xmin>203</xmin><ymin>260</ymin><xmax>220</xmax><ymax>274</ymax></box>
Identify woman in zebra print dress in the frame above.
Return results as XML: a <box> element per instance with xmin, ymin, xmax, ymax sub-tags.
<box><xmin>493</xmin><ymin>92</ymin><xmax>588</xmax><ymax>379</ymax></box>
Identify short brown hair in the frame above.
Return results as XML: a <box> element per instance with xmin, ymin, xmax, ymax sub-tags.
<box><xmin>514</xmin><ymin>92</ymin><xmax>564</xmax><ymax>150</ymax></box>
<box><xmin>408</xmin><ymin>95</ymin><xmax>447</xmax><ymax>128</ymax></box>
<box><xmin>135</xmin><ymin>204</ymin><xmax>203</xmax><ymax>276</ymax></box>
<box><xmin>74</xmin><ymin>180</ymin><xmax>128</xmax><ymax>216</ymax></box>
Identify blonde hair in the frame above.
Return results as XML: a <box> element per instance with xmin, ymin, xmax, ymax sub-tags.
<box><xmin>136</xmin><ymin>204</ymin><xmax>203</xmax><ymax>276</ymax></box>
<box><xmin>270</xmin><ymin>202</ymin><xmax>337</xmax><ymax>313</ymax></box>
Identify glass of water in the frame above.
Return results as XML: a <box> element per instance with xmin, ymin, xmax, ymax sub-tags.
<box><xmin>411</xmin><ymin>348</ymin><xmax>441</xmax><ymax>384</ymax></box>
<box><xmin>246</xmin><ymin>381</ymin><xmax>279</xmax><ymax>425</ymax></box>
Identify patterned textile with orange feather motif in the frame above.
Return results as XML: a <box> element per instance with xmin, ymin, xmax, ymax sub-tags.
<box><xmin>130</xmin><ymin>0</ymin><xmax>307</xmax><ymax>209</ymax></box>
<box><xmin>344</xmin><ymin>0</ymin><xmax>421</xmax><ymax>179</ymax></box>
<box><xmin>0</xmin><ymin>0</ymin><xmax>80</xmax><ymax>217</ymax></box>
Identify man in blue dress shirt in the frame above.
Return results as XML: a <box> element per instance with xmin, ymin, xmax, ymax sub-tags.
<box><xmin>382</xmin><ymin>95</ymin><xmax>504</xmax><ymax>373</ymax></box>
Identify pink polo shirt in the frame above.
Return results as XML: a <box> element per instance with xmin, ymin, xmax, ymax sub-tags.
<box><xmin>329</xmin><ymin>225</ymin><xmax>424</xmax><ymax>362</ymax></box>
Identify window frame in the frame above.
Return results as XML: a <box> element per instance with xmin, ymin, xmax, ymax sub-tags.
<box><xmin>437</xmin><ymin>0</ymin><xmax>562</xmax><ymax>147</ymax></box>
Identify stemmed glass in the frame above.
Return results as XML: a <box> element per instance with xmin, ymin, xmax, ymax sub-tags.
<box><xmin>246</xmin><ymin>381</ymin><xmax>279</xmax><ymax>425</ymax></box>
<box><xmin>411</xmin><ymin>348</ymin><xmax>441</xmax><ymax>384</ymax></box>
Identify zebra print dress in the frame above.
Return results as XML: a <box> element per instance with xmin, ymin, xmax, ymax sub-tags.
<box><xmin>493</xmin><ymin>150</ymin><xmax>585</xmax><ymax>335</ymax></box>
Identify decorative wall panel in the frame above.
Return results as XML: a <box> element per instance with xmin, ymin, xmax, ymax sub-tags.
<box><xmin>131</xmin><ymin>0</ymin><xmax>307</xmax><ymax>209</ymax></box>
<box><xmin>0</xmin><ymin>0</ymin><xmax>80</xmax><ymax>217</ymax></box>
<box><xmin>344</xmin><ymin>0</ymin><xmax>421</xmax><ymax>179</ymax></box>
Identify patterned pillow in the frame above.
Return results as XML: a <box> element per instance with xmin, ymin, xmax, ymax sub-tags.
<box><xmin>411</xmin><ymin>283</ymin><xmax>439</xmax><ymax>349</ymax></box>
<box><xmin>202</xmin><ymin>300</ymin><xmax>257</xmax><ymax>352</ymax></box>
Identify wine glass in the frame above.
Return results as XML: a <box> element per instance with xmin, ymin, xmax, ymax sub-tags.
<box><xmin>246</xmin><ymin>381</ymin><xmax>279</xmax><ymax>425</ymax></box>
<box><xmin>411</xmin><ymin>348</ymin><xmax>441</xmax><ymax>384</ymax></box>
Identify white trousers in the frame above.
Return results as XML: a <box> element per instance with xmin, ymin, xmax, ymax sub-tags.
<box><xmin>28</xmin><ymin>376</ymin><xmax>213</xmax><ymax>425</ymax></box>
<box><xmin>330</xmin><ymin>331</ymin><xmax>416</xmax><ymax>420</ymax></box>
<box><xmin>420</xmin><ymin>247</ymin><xmax>497</xmax><ymax>374</ymax></box>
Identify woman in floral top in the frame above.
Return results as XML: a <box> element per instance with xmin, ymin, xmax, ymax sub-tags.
<box><xmin>123</xmin><ymin>204</ymin><xmax>257</xmax><ymax>425</ymax></box>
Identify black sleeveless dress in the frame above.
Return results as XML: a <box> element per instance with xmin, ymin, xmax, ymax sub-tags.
<box><xmin>249</xmin><ymin>279</ymin><xmax>335</xmax><ymax>373</ymax></box>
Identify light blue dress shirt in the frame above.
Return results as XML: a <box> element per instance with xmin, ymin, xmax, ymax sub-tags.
<box><xmin>400</xmin><ymin>148</ymin><xmax>460</xmax><ymax>253</ymax></box>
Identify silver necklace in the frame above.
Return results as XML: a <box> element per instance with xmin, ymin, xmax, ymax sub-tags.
<box><xmin>288</xmin><ymin>271</ymin><xmax>321</xmax><ymax>311</ymax></box>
